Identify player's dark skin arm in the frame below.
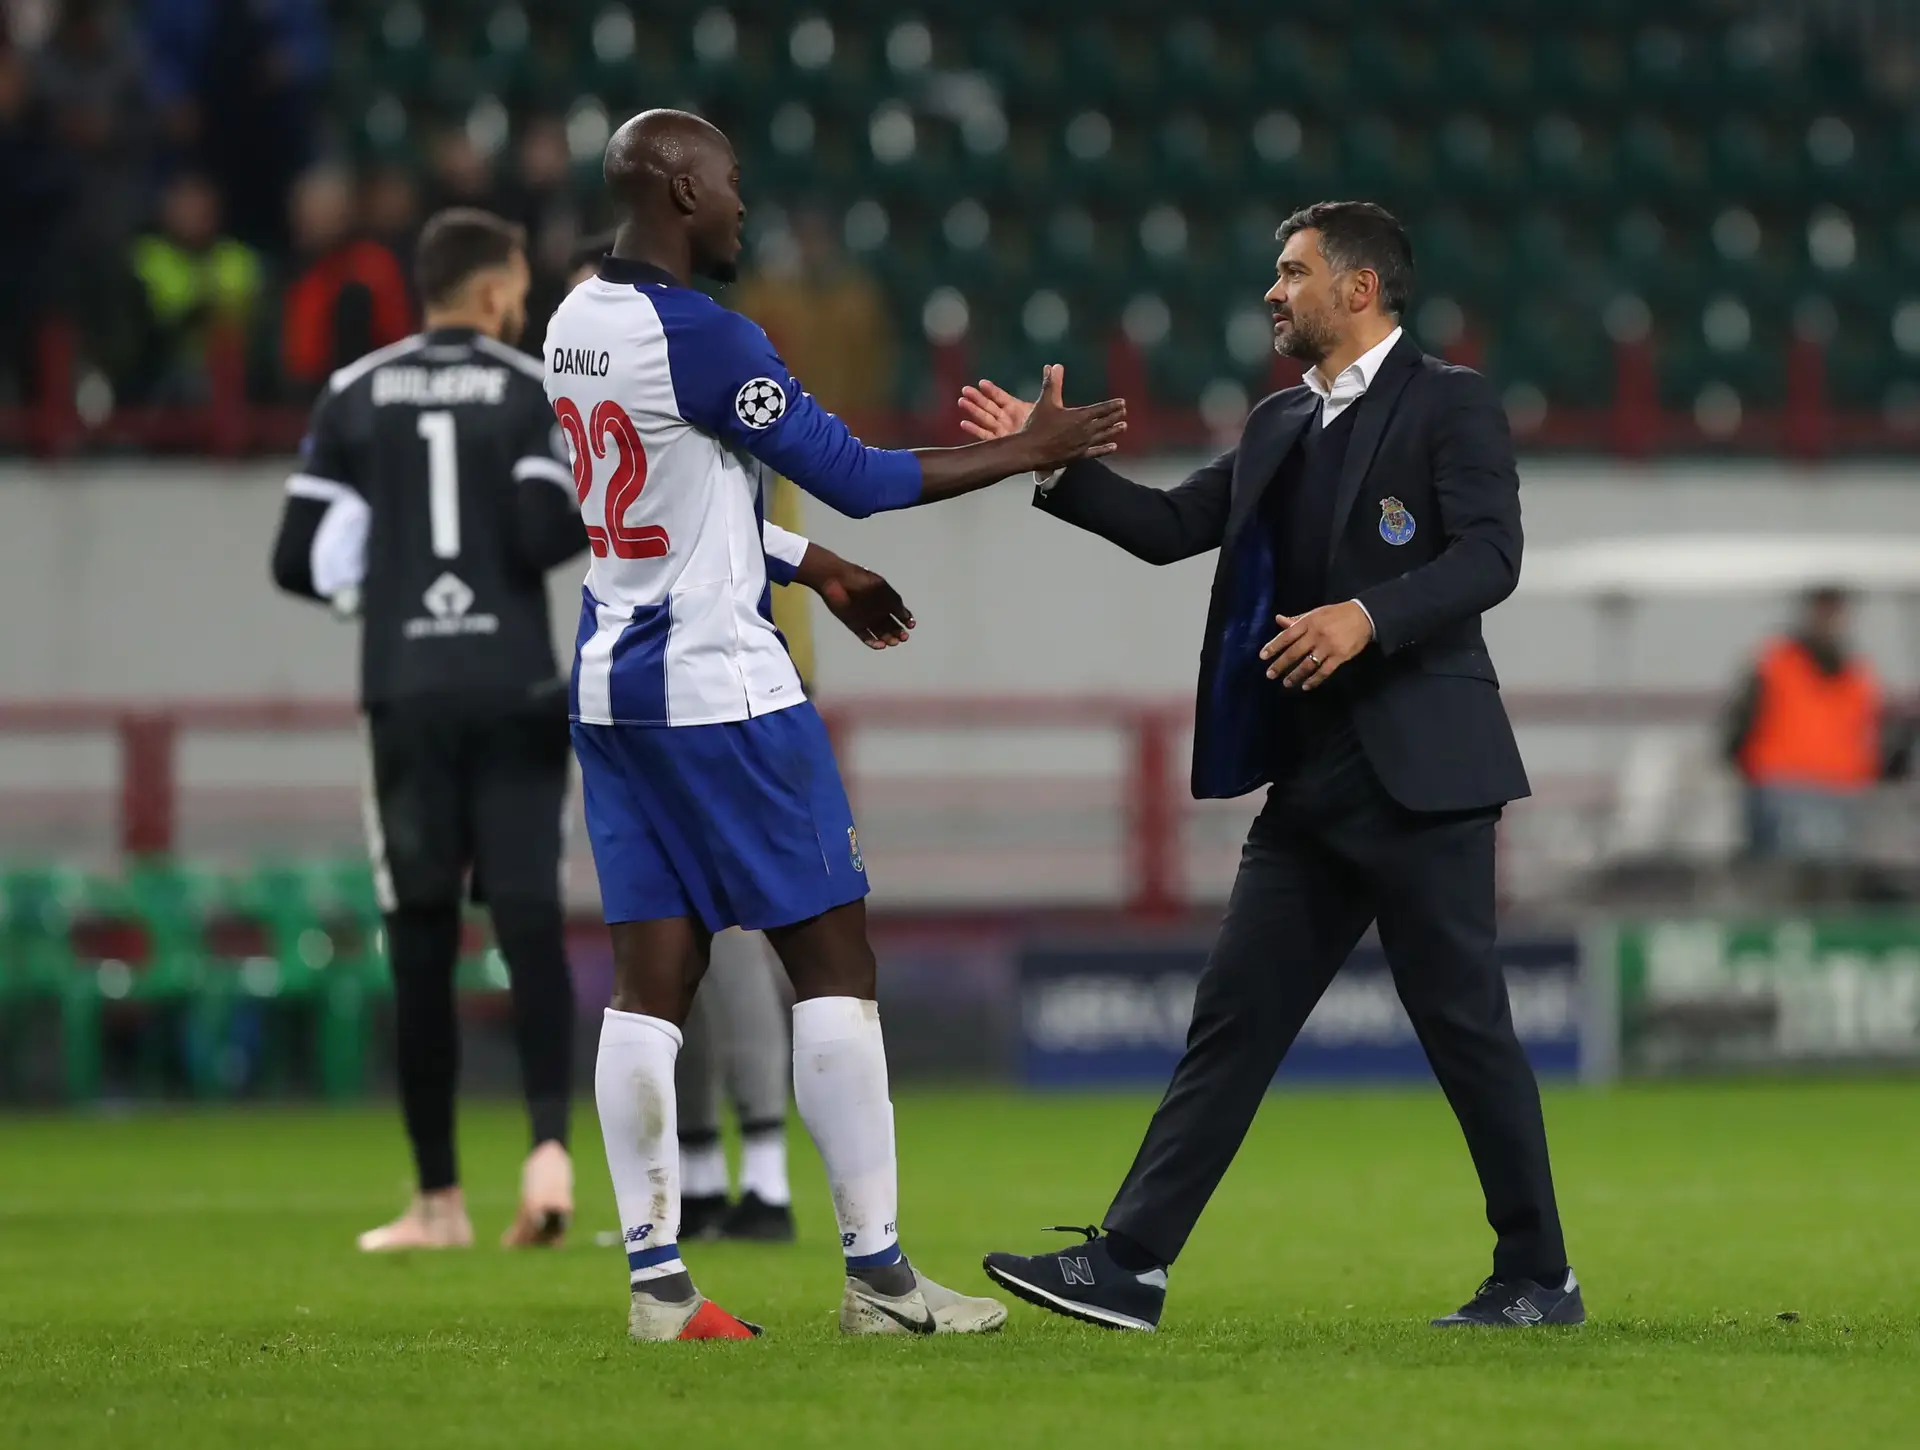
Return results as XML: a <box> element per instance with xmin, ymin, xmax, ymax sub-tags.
<box><xmin>794</xmin><ymin>542</ymin><xmax>915</xmax><ymax>648</ymax></box>
<box><xmin>907</xmin><ymin>365</ymin><xmax>1125</xmax><ymax>506</ymax></box>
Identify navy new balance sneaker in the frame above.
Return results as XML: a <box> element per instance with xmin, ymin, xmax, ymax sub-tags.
<box><xmin>1431</xmin><ymin>1270</ymin><xmax>1586</xmax><ymax>1328</ymax></box>
<box><xmin>982</xmin><ymin>1227</ymin><xmax>1166</xmax><ymax>1332</ymax></box>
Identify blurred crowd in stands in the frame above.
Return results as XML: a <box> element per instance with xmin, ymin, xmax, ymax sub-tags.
<box><xmin>0</xmin><ymin>0</ymin><xmax>895</xmax><ymax>422</ymax></box>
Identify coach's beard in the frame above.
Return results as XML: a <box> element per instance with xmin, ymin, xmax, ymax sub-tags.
<box><xmin>1273</xmin><ymin>310</ymin><xmax>1335</xmax><ymax>366</ymax></box>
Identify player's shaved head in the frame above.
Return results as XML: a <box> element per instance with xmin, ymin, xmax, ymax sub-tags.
<box><xmin>605</xmin><ymin>109</ymin><xmax>728</xmax><ymax>196</ymax></box>
<box><xmin>603</xmin><ymin>109</ymin><xmax>745</xmax><ymax>285</ymax></box>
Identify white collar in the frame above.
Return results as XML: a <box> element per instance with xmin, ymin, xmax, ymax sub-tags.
<box><xmin>1303</xmin><ymin>326</ymin><xmax>1404</xmax><ymax>402</ymax></box>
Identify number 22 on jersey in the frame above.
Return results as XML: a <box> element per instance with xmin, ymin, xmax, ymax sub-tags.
<box><xmin>552</xmin><ymin>398</ymin><xmax>670</xmax><ymax>560</ymax></box>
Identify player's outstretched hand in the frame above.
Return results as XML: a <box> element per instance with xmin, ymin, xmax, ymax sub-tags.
<box><xmin>815</xmin><ymin>560</ymin><xmax>916</xmax><ymax>651</ymax></box>
<box><xmin>965</xmin><ymin>366</ymin><xmax>1125</xmax><ymax>470</ymax></box>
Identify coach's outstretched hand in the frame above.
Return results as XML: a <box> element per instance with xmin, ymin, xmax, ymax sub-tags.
<box><xmin>796</xmin><ymin>543</ymin><xmax>916</xmax><ymax>650</ymax></box>
<box><xmin>956</xmin><ymin>376</ymin><xmax>1032</xmax><ymax>441</ymax></box>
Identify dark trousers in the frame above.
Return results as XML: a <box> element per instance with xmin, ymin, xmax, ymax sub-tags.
<box><xmin>1103</xmin><ymin>724</ymin><xmax>1567</xmax><ymax>1282</ymax></box>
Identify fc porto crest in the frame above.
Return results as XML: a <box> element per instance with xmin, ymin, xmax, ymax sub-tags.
<box><xmin>1378</xmin><ymin>496</ymin><xmax>1416</xmax><ymax>545</ymax></box>
<box><xmin>847</xmin><ymin>827</ymin><xmax>865</xmax><ymax>874</ymax></box>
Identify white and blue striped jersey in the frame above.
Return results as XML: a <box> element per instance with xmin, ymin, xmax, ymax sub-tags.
<box><xmin>542</xmin><ymin>256</ymin><xmax>924</xmax><ymax>727</ymax></box>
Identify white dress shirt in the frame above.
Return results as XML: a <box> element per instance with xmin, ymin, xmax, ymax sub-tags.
<box><xmin>1303</xmin><ymin>325</ymin><xmax>1403</xmax><ymax>426</ymax></box>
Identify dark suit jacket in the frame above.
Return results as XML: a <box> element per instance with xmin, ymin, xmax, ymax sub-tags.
<box><xmin>1036</xmin><ymin>332</ymin><xmax>1530</xmax><ymax>812</ymax></box>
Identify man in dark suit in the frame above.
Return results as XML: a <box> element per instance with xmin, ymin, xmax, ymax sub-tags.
<box><xmin>963</xmin><ymin>202</ymin><xmax>1580</xmax><ymax>1331</ymax></box>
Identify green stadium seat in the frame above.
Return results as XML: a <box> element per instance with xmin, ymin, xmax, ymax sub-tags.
<box><xmin>1532</xmin><ymin>31</ymin><xmax>1627</xmax><ymax>110</ymax></box>
<box><xmin>1437</xmin><ymin>28</ymin><xmax>1535</xmax><ymax>119</ymax></box>
<box><xmin>1346</xmin><ymin>32</ymin><xmax>1440</xmax><ymax>109</ymax></box>
<box><xmin>1338</xmin><ymin>115</ymin><xmax>1426</xmax><ymax>213</ymax></box>
<box><xmin>1709</xmin><ymin>117</ymin><xmax>1804</xmax><ymax>210</ymax></box>
<box><xmin>970</xmin><ymin>19</ymin><xmax>1060</xmax><ymax>95</ymax></box>
<box><xmin>1432</xmin><ymin>114</ymin><xmax>1519</xmax><ymax>208</ymax></box>
<box><xmin>1257</xmin><ymin>23</ymin><xmax>1347</xmax><ymax>112</ymax></box>
<box><xmin>303</xmin><ymin>2</ymin><xmax>1892</xmax><ymax>417</ymax></box>
<box><xmin>1162</xmin><ymin>19</ymin><xmax>1250</xmax><ymax>111</ymax></box>
<box><xmin>1623</xmin><ymin>23</ymin><xmax>1716</xmax><ymax>118</ymax></box>
<box><xmin>1616</xmin><ymin>117</ymin><xmax>1706</xmax><ymax>209</ymax></box>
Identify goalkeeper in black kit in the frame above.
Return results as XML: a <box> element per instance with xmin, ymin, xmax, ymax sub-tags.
<box><xmin>271</xmin><ymin>209</ymin><xmax>588</xmax><ymax>1249</ymax></box>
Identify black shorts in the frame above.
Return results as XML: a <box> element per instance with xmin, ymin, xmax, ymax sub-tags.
<box><xmin>364</xmin><ymin>700</ymin><xmax>571</xmax><ymax>910</ymax></box>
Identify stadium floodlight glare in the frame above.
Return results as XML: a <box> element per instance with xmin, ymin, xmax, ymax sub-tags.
<box><xmin>1122</xmin><ymin>294</ymin><xmax>1171</xmax><ymax>349</ymax></box>
<box><xmin>843</xmin><ymin>200</ymin><xmax>888</xmax><ymax>252</ymax></box>
<box><xmin>922</xmin><ymin>288</ymin><xmax>969</xmax><ymax>345</ymax></box>
<box><xmin>1503</xmin><ymin>383</ymin><xmax>1548</xmax><ymax>435</ymax></box>
<box><xmin>1712</xmin><ymin>208</ymin><xmax>1761</xmax><ymax>262</ymax></box>
<box><xmin>1892</xmin><ymin>301</ymin><xmax>1920</xmax><ymax>357</ymax></box>
<box><xmin>1807</xmin><ymin>209</ymin><xmax>1856</xmax><ymax>272</ymax></box>
<box><xmin>1252</xmin><ymin>110</ymin><xmax>1302</xmax><ymax>164</ymax></box>
<box><xmin>870</xmin><ymin>102</ymin><xmax>916</xmax><ymax>164</ymax></box>
<box><xmin>1023</xmin><ymin>291</ymin><xmax>1069</xmax><ymax>344</ymax></box>
<box><xmin>592</xmin><ymin>7</ymin><xmax>635</xmax><ymax>62</ymax></box>
<box><xmin>1417</xmin><ymin>297</ymin><xmax>1465</xmax><ymax>350</ymax></box>
<box><xmin>1806</xmin><ymin>115</ymin><xmax>1855</xmax><ymax>168</ymax></box>
<box><xmin>1695</xmin><ymin>382</ymin><xmax>1743</xmax><ymax>439</ymax></box>
<box><xmin>790</xmin><ymin>16</ymin><xmax>834</xmax><ymax>70</ymax></box>
<box><xmin>692</xmin><ymin>8</ymin><xmax>737</xmax><ymax>64</ymax></box>
<box><xmin>943</xmin><ymin>200</ymin><xmax>991</xmax><ymax>252</ymax></box>
<box><xmin>1702</xmin><ymin>296</ymin><xmax>1752</xmax><ymax>353</ymax></box>
<box><xmin>886</xmin><ymin>21</ymin><xmax>933</xmax><ymax>74</ymax></box>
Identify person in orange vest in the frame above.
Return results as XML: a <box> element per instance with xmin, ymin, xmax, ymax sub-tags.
<box><xmin>1723</xmin><ymin>587</ymin><xmax>1889</xmax><ymax>861</ymax></box>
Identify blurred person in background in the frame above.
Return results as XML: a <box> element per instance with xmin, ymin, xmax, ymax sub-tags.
<box><xmin>0</xmin><ymin>20</ymin><xmax>71</xmax><ymax>402</ymax></box>
<box><xmin>142</xmin><ymin>0</ymin><xmax>328</xmax><ymax>252</ymax></box>
<box><xmin>1724</xmin><ymin>587</ymin><xmax>1907</xmax><ymax>863</ymax></box>
<box><xmin>559</xmin><ymin>236</ymin><xmax>801</xmax><ymax>1243</ymax></box>
<box><xmin>130</xmin><ymin>170</ymin><xmax>260</xmax><ymax>400</ymax></box>
<box><xmin>509</xmin><ymin>117</ymin><xmax>586</xmax><ymax>357</ymax></box>
<box><xmin>34</xmin><ymin>0</ymin><xmax>151</xmax><ymax>376</ymax></box>
<box><xmin>271</xmin><ymin>209</ymin><xmax>588</xmax><ymax>1251</ymax></box>
<box><xmin>425</xmin><ymin>127</ymin><xmax>495</xmax><ymax>215</ymax></box>
<box><xmin>358</xmin><ymin>163</ymin><xmax>423</xmax><ymax>280</ymax></box>
<box><xmin>279</xmin><ymin>165</ymin><xmax>413</xmax><ymax>397</ymax></box>
<box><xmin>730</xmin><ymin>205</ymin><xmax>892</xmax><ymax>420</ymax></box>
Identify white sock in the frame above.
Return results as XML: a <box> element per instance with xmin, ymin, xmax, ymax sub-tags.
<box><xmin>791</xmin><ymin>997</ymin><xmax>900</xmax><ymax>1271</ymax></box>
<box><xmin>594</xmin><ymin>1009</ymin><xmax>686</xmax><ymax>1289</ymax></box>
<box><xmin>739</xmin><ymin>1128</ymin><xmax>791</xmax><ymax>1207</ymax></box>
<box><xmin>679</xmin><ymin>1139</ymin><xmax>729</xmax><ymax>1200</ymax></box>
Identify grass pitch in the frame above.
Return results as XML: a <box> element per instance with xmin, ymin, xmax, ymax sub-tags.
<box><xmin>3</xmin><ymin>1081</ymin><xmax>1918</xmax><ymax>1449</ymax></box>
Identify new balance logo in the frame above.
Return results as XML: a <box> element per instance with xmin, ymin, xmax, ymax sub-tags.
<box><xmin>1504</xmin><ymin>1297</ymin><xmax>1544</xmax><ymax>1326</ymax></box>
<box><xmin>1060</xmin><ymin>1255</ymin><xmax>1096</xmax><ymax>1287</ymax></box>
<box><xmin>624</xmin><ymin>1224</ymin><xmax>653</xmax><ymax>1246</ymax></box>
<box><xmin>842</xmin><ymin>1231</ymin><xmax>857</xmax><ymax>1249</ymax></box>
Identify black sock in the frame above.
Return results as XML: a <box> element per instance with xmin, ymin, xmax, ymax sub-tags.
<box><xmin>851</xmin><ymin>1257</ymin><xmax>916</xmax><ymax>1297</ymax></box>
<box><xmin>633</xmin><ymin>1269</ymin><xmax>695</xmax><ymax>1304</ymax></box>
<box><xmin>386</xmin><ymin>902</ymin><xmax>462</xmax><ymax>1192</ymax></box>
<box><xmin>489</xmin><ymin>898</ymin><xmax>575</xmax><ymax>1152</ymax></box>
<box><xmin>1104</xmin><ymin>1230</ymin><xmax>1163</xmax><ymax>1273</ymax></box>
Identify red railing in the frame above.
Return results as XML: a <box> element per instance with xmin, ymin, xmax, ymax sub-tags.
<box><xmin>0</xmin><ymin>690</ymin><xmax>1763</xmax><ymax>918</ymax></box>
<box><xmin>4</xmin><ymin>319</ymin><xmax>1915</xmax><ymax>459</ymax></box>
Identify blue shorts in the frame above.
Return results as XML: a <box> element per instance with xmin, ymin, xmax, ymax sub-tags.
<box><xmin>572</xmin><ymin>702</ymin><xmax>870</xmax><ymax>932</ymax></box>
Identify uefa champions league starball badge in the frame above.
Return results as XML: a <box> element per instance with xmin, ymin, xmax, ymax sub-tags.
<box><xmin>1378</xmin><ymin>496</ymin><xmax>1416</xmax><ymax>545</ymax></box>
<box><xmin>734</xmin><ymin>377</ymin><xmax>788</xmax><ymax>429</ymax></box>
